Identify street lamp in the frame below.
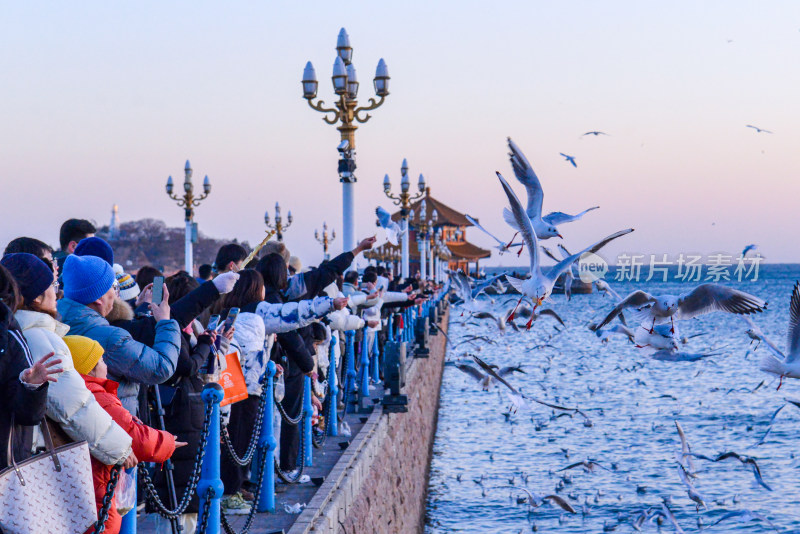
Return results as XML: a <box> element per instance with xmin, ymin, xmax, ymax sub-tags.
<box><xmin>314</xmin><ymin>221</ymin><xmax>336</xmax><ymax>260</ymax></box>
<box><xmin>165</xmin><ymin>160</ymin><xmax>211</xmax><ymax>273</ymax></box>
<box><xmin>302</xmin><ymin>28</ymin><xmax>391</xmax><ymax>259</ymax></box>
<box><xmin>415</xmin><ymin>201</ymin><xmax>436</xmax><ymax>280</ymax></box>
<box><xmin>383</xmin><ymin>160</ymin><xmax>426</xmax><ymax>279</ymax></box>
<box><xmin>429</xmin><ymin>209</ymin><xmax>438</xmax><ymax>282</ymax></box>
<box><xmin>264</xmin><ymin>202</ymin><xmax>292</xmax><ymax>242</ymax></box>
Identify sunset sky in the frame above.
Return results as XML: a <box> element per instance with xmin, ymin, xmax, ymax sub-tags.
<box><xmin>2</xmin><ymin>2</ymin><xmax>798</xmax><ymax>268</ymax></box>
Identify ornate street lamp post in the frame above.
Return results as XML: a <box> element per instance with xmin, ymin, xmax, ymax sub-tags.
<box><xmin>264</xmin><ymin>202</ymin><xmax>292</xmax><ymax>242</ymax></box>
<box><xmin>165</xmin><ymin>160</ymin><xmax>211</xmax><ymax>273</ymax></box>
<box><xmin>415</xmin><ymin>202</ymin><xmax>437</xmax><ymax>280</ymax></box>
<box><xmin>382</xmin><ymin>160</ymin><xmax>425</xmax><ymax>279</ymax></box>
<box><xmin>314</xmin><ymin>221</ymin><xmax>336</xmax><ymax>260</ymax></box>
<box><xmin>302</xmin><ymin>28</ymin><xmax>390</xmax><ymax>258</ymax></box>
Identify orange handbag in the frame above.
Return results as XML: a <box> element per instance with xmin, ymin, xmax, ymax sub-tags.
<box><xmin>218</xmin><ymin>352</ymin><xmax>249</xmax><ymax>407</ymax></box>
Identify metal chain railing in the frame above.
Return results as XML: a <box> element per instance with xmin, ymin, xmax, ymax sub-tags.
<box><xmin>221</xmin><ymin>371</ymin><xmax>271</xmax><ymax>466</ymax></box>
<box><xmin>220</xmin><ymin>444</ymin><xmax>270</xmax><ymax>534</ymax></box>
<box><xmin>92</xmin><ymin>463</ymin><xmax>121</xmax><ymax>534</ymax></box>
<box><xmin>139</xmin><ymin>400</ymin><xmax>214</xmax><ymax>518</ymax></box>
<box><xmin>312</xmin><ymin>379</ymin><xmax>330</xmax><ymax>448</ymax></box>
<box><xmin>194</xmin><ymin>487</ymin><xmax>215</xmax><ymax>534</ymax></box>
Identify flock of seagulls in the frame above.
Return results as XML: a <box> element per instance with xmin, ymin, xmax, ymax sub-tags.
<box><xmin>435</xmin><ymin>137</ymin><xmax>798</xmax><ymax>533</ymax></box>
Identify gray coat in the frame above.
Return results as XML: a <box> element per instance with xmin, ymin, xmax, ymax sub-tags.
<box><xmin>56</xmin><ymin>298</ymin><xmax>181</xmax><ymax>414</ymax></box>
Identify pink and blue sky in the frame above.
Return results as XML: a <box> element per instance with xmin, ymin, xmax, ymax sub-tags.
<box><xmin>1</xmin><ymin>2</ymin><xmax>798</xmax><ymax>267</ymax></box>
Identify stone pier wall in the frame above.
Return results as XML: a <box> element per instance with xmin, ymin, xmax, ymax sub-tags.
<box><xmin>288</xmin><ymin>308</ymin><xmax>449</xmax><ymax>534</ymax></box>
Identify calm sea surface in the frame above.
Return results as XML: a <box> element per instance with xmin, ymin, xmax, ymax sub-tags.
<box><xmin>426</xmin><ymin>265</ymin><xmax>800</xmax><ymax>533</ymax></box>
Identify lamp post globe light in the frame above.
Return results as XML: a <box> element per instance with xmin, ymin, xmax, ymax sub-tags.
<box><xmin>302</xmin><ymin>28</ymin><xmax>390</xmax><ymax>259</ymax></box>
<box><xmin>165</xmin><ymin>160</ymin><xmax>211</xmax><ymax>273</ymax></box>
<box><xmin>264</xmin><ymin>202</ymin><xmax>292</xmax><ymax>242</ymax></box>
<box><xmin>314</xmin><ymin>221</ymin><xmax>336</xmax><ymax>261</ymax></box>
<box><xmin>382</xmin><ymin>160</ymin><xmax>426</xmax><ymax>279</ymax></box>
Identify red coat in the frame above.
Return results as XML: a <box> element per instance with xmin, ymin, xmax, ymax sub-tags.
<box><xmin>82</xmin><ymin>375</ymin><xmax>176</xmax><ymax>534</ymax></box>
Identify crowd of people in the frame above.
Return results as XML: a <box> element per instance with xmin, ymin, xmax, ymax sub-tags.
<box><xmin>0</xmin><ymin>218</ymin><xmax>435</xmax><ymax>534</ymax></box>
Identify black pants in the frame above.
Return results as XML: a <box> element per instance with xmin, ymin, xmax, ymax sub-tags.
<box><xmin>221</xmin><ymin>394</ymin><xmax>260</xmax><ymax>495</ymax></box>
<box><xmin>279</xmin><ymin>372</ymin><xmax>304</xmax><ymax>471</ymax></box>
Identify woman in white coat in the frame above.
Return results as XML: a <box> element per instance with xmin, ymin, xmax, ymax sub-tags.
<box><xmin>1</xmin><ymin>253</ymin><xmax>134</xmax><ymax>468</ymax></box>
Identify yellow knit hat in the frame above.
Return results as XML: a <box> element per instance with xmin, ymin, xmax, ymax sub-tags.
<box><xmin>63</xmin><ymin>335</ymin><xmax>105</xmax><ymax>375</ymax></box>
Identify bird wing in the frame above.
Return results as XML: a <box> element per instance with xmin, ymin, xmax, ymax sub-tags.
<box><xmin>537</xmin><ymin>308</ymin><xmax>565</xmax><ymax>326</ymax></box>
<box><xmin>466</xmin><ymin>214</ymin><xmax>510</xmax><ymax>249</ymax></box>
<box><xmin>546</xmin><ymin>229</ymin><xmax>635</xmax><ymax>287</ymax></box>
<box><xmin>676</xmin><ymin>283</ymin><xmax>767</xmax><ymax>320</ymax></box>
<box><xmin>786</xmin><ymin>282</ymin><xmax>800</xmax><ymax>362</ymax></box>
<box><xmin>509</xmin><ymin>486</ymin><xmax>536</xmax><ymax>504</ymax></box>
<box><xmin>472</xmin><ymin>355</ymin><xmax>520</xmax><ymax>396</ymax></box>
<box><xmin>375</xmin><ymin>206</ymin><xmax>392</xmax><ymax>228</ymax></box>
<box><xmin>742</xmin><ymin>244</ymin><xmax>757</xmax><ymax>257</ymax></box>
<box><xmin>497</xmin><ymin>171</ymin><xmax>539</xmax><ymax>275</ymax></box>
<box><xmin>540</xmin><ymin>246</ymin><xmax>560</xmax><ymax>263</ymax></box>
<box><xmin>507</xmin><ymin>138</ymin><xmax>544</xmax><ymax>220</ymax></box>
<box><xmin>452</xmin><ymin>271</ymin><xmax>474</xmax><ymax>302</ymax></box>
<box><xmin>594</xmin><ymin>290</ymin><xmax>655</xmax><ymax>330</ymax></box>
<box><xmin>454</xmin><ymin>363</ymin><xmax>486</xmax><ymax>382</ymax></box>
<box><xmin>472</xmin><ymin>274</ymin><xmax>506</xmax><ymax>299</ymax></box>
<box><xmin>497</xmin><ymin>365</ymin><xmax>525</xmax><ymax>377</ymax></box>
<box><xmin>556</xmin><ymin>462</ymin><xmax>584</xmax><ymax>472</ymax></box>
<box><xmin>542</xmin><ymin>495</ymin><xmax>577</xmax><ymax>514</ymax></box>
<box><xmin>542</xmin><ymin>206</ymin><xmax>600</xmax><ymax>226</ymax></box>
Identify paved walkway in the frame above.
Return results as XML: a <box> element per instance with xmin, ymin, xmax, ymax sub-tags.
<box><xmin>137</xmin><ymin>385</ymin><xmax>384</xmax><ymax>534</ymax></box>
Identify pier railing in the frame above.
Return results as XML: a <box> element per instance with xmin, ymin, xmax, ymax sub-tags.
<box><xmin>110</xmin><ymin>282</ymin><xmax>449</xmax><ymax>534</ymax></box>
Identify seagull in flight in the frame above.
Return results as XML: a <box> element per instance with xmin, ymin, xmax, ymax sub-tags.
<box><xmin>507</xmin><ymin>138</ymin><xmax>598</xmax><ymax>240</ymax></box>
<box><xmin>510</xmin><ymin>486</ymin><xmax>577</xmax><ymax>513</ymax></box>
<box><xmin>746</xmin><ymin>125</ymin><xmax>773</xmax><ymax>134</ymax></box>
<box><xmin>593</xmin><ymin>284</ymin><xmax>767</xmax><ymax>334</ymax></box>
<box><xmin>582</xmin><ymin>131</ymin><xmax>608</xmax><ymax>137</ymax></box>
<box><xmin>756</xmin><ymin>282</ymin><xmax>800</xmax><ymax>388</ymax></box>
<box><xmin>559</xmin><ymin>152</ymin><xmax>577</xmax><ymax>167</ymax></box>
<box><xmin>375</xmin><ymin>206</ymin><xmax>404</xmax><ymax>246</ymax></box>
<box><xmin>742</xmin><ymin>243</ymin><xmax>758</xmax><ymax>258</ymax></box>
<box><xmin>465</xmin><ymin>214</ymin><xmax>522</xmax><ymax>255</ymax></box>
<box><xmin>497</xmin><ymin>170</ymin><xmax>633</xmax><ymax>328</ymax></box>
<box><xmin>454</xmin><ymin>362</ymin><xmax>525</xmax><ymax>391</ymax></box>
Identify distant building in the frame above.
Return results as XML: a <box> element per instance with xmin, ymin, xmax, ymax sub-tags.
<box><xmin>108</xmin><ymin>204</ymin><xmax>119</xmax><ymax>241</ymax></box>
<box><xmin>367</xmin><ymin>188</ymin><xmax>490</xmax><ymax>276</ymax></box>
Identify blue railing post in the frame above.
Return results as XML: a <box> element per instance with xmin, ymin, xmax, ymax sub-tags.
<box><xmin>344</xmin><ymin>330</ymin><xmax>356</xmax><ymax>413</ymax></box>
<box><xmin>387</xmin><ymin>313</ymin><xmax>394</xmax><ymax>342</ymax></box>
<box><xmin>370</xmin><ymin>327</ymin><xmax>380</xmax><ymax>383</ymax></box>
<box><xmin>359</xmin><ymin>326</ymin><xmax>370</xmax><ymax>398</ymax></box>
<box><xmin>303</xmin><ymin>375</ymin><xmax>313</xmax><ymax>467</ymax></box>
<box><xmin>257</xmin><ymin>361</ymin><xmax>276</xmax><ymax>513</ymax></box>
<box><xmin>197</xmin><ymin>383</ymin><xmax>224</xmax><ymax>534</ymax></box>
<box><xmin>327</xmin><ymin>333</ymin><xmax>339</xmax><ymax>436</ymax></box>
<box><xmin>119</xmin><ymin>469</ymin><xmax>136</xmax><ymax>534</ymax></box>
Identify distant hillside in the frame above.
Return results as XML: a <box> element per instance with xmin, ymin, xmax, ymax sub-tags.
<box><xmin>96</xmin><ymin>218</ymin><xmax>250</xmax><ymax>274</ymax></box>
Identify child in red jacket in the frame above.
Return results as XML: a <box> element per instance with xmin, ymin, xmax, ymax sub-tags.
<box><xmin>63</xmin><ymin>335</ymin><xmax>185</xmax><ymax>534</ymax></box>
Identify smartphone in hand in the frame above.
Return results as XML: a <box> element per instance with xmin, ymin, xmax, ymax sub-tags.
<box><xmin>151</xmin><ymin>276</ymin><xmax>165</xmax><ymax>305</ymax></box>
<box><xmin>219</xmin><ymin>307</ymin><xmax>240</xmax><ymax>333</ymax></box>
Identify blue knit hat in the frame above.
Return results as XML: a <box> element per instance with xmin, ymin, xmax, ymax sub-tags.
<box><xmin>0</xmin><ymin>253</ymin><xmax>54</xmax><ymax>302</ymax></box>
<box><xmin>74</xmin><ymin>236</ymin><xmax>114</xmax><ymax>266</ymax></box>
<box><xmin>63</xmin><ymin>254</ymin><xmax>115</xmax><ymax>305</ymax></box>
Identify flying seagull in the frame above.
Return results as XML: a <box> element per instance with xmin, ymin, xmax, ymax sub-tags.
<box><xmin>510</xmin><ymin>486</ymin><xmax>577</xmax><ymax>513</ymax></box>
<box><xmin>756</xmin><ymin>282</ymin><xmax>800</xmax><ymax>387</ymax></box>
<box><xmin>454</xmin><ymin>362</ymin><xmax>525</xmax><ymax>391</ymax></box>
<box><xmin>742</xmin><ymin>244</ymin><xmax>758</xmax><ymax>258</ymax></box>
<box><xmin>582</xmin><ymin>131</ymin><xmax>608</xmax><ymax>137</ymax></box>
<box><xmin>465</xmin><ymin>214</ymin><xmax>522</xmax><ymax>255</ymax></box>
<box><xmin>507</xmin><ymin>138</ymin><xmax>598</xmax><ymax>240</ymax></box>
<box><xmin>746</xmin><ymin>125</ymin><xmax>773</xmax><ymax>134</ymax></box>
<box><xmin>375</xmin><ymin>206</ymin><xmax>404</xmax><ymax>246</ymax></box>
<box><xmin>497</xmin><ymin>170</ymin><xmax>633</xmax><ymax>327</ymax></box>
<box><xmin>593</xmin><ymin>284</ymin><xmax>767</xmax><ymax>333</ymax></box>
<box><xmin>559</xmin><ymin>153</ymin><xmax>577</xmax><ymax>167</ymax></box>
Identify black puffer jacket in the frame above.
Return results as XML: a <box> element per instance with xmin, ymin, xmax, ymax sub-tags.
<box><xmin>0</xmin><ymin>303</ymin><xmax>48</xmax><ymax>470</ymax></box>
<box><xmin>149</xmin><ymin>330</ymin><xmax>214</xmax><ymax>514</ymax></box>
